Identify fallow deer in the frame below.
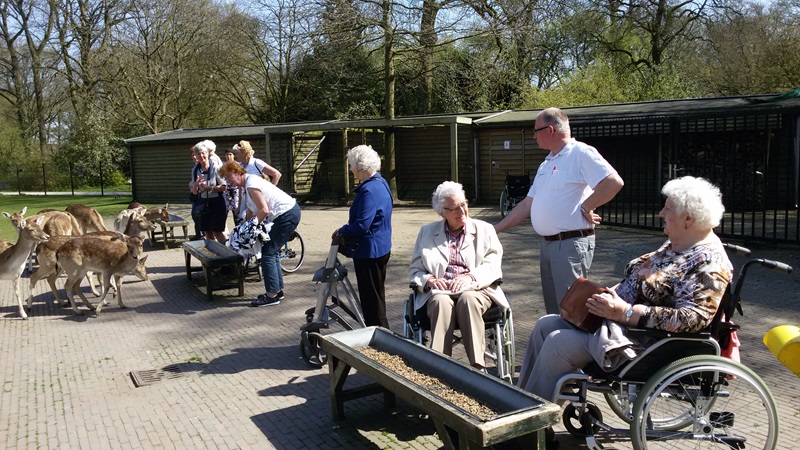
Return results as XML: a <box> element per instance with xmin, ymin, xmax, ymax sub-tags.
<box><xmin>113</xmin><ymin>210</ymin><xmax>156</xmax><ymax>239</ymax></box>
<box><xmin>65</xmin><ymin>204</ymin><xmax>108</xmax><ymax>233</ymax></box>
<box><xmin>28</xmin><ymin>236</ymin><xmax>149</xmax><ymax>309</ymax></box>
<box><xmin>0</xmin><ymin>216</ymin><xmax>49</xmax><ymax>319</ymax></box>
<box><xmin>57</xmin><ymin>234</ymin><xmax>143</xmax><ymax>315</ymax></box>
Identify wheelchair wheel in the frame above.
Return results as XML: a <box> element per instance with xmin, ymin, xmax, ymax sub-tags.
<box><xmin>279</xmin><ymin>231</ymin><xmax>305</xmax><ymax>273</ymax></box>
<box><xmin>631</xmin><ymin>355</ymin><xmax>778</xmax><ymax>450</ymax></box>
<box><xmin>499</xmin><ymin>189</ymin><xmax>511</xmax><ymax>218</ymax></box>
<box><xmin>563</xmin><ymin>402</ymin><xmax>603</xmax><ymax>437</ymax></box>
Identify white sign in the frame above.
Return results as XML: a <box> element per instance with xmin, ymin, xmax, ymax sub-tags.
<box><xmin>504</xmin><ymin>140</ymin><xmax>510</xmax><ymax>150</ymax></box>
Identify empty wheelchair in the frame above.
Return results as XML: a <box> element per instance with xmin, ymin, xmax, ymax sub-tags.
<box><xmin>499</xmin><ymin>172</ymin><xmax>531</xmax><ymax>218</ymax></box>
<box><xmin>553</xmin><ymin>244</ymin><xmax>792</xmax><ymax>450</ymax></box>
<box><xmin>402</xmin><ymin>282</ymin><xmax>515</xmax><ymax>383</ymax></box>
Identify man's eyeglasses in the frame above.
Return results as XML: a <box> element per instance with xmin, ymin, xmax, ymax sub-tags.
<box><xmin>533</xmin><ymin>125</ymin><xmax>551</xmax><ymax>134</ymax></box>
<box><xmin>443</xmin><ymin>201</ymin><xmax>468</xmax><ymax>212</ymax></box>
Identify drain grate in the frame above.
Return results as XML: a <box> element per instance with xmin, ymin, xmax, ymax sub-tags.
<box><xmin>130</xmin><ymin>364</ymin><xmax>184</xmax><ymax>387</ymax></box>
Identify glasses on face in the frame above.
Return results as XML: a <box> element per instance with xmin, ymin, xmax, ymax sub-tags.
<box><xmin>533</xmin><ymin>125</ymin><xmax>550</xmax><ymax>135</ymax></box>
<box><xmin>443</xmin><ymin>201</ymin><xmax>468</xmax><ymax>212</ymax></box>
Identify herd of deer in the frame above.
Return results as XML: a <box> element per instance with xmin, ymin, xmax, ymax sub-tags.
<box><xmin>0</xmin><ymin>202</ymin><xmax>169</xmax><ymax>319</ymax></box>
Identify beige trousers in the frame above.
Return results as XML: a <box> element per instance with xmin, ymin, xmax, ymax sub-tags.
<box><xmin>427</xmin><ymin>290</ymin><xmax>492</xmax><ymax>367</ymax></box>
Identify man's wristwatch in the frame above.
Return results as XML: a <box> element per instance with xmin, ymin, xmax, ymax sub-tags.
<box><xmin>624</xmin><ymin>306</ymin><xmax>634</xmax><ymax>325</ymax></box>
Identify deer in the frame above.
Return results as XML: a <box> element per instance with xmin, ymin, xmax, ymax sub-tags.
<box><xmin>65</xmin><ymin>204</ymin><xmax>107</xmax><ymax>233</ymax></box>
<box><xmin>0</xmin><ymin>216</ymin><xmax>49</xmax><ymax>319</ymax></box>
<box><xmin>4</xmin><ymin>207</ymin><xmax>82</xmax><ymax>273</ymax></box>
<box><xmin>56</xmin><ymin>233</ymin><xmax>143</xmax><ymax>316</ymax></box>
<box><xmin>28</xmin><ymin>235</ymin><xmax>149</xmax><ymax>310</ymax></box>
<box><xmin>113</xmin><ymin>209</ymin><xmax>156</xmax><ymax>239</ymax></box>
<box><xmin>128</xmin><ymin>202</ymin><xmax>170</xmax><ymax>223</ymax></box>
<box><xmin>6</xmin><ymin>206</ymin><xmax>83</xmax><ymax>239</ymax></box>
<box><xmin>82</xmin><ymin>216</ymin><xmax>154</xmax><ymax>296</ymax></box>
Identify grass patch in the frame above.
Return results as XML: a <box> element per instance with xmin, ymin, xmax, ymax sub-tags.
<box><xmin>0</xmin><ymin>194</ymin><xmax>134</xmax><ymax>242</ymax></box>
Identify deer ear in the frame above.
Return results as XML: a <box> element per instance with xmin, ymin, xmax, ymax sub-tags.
<box><xmin>35</xmin><ymin>216</ymin><xmax>45</xmax><ymax>225</ymax></box>
<box><xmin>115</xmin><ymin>231</ymin><xmax>126</xmax><ymax>241</ymax></box>
<box><xmin>140</xmin><ymin>255</ymin><xmax>149</xmax><ymax>264</ymax></box>
<box><xmin>2</xmin><ymin>212</ymin><xmax>9</xmax><ymax>218</ymax></box>
<box><xmin>21</xmin><ymin>206</ymin><xmax>27</xmax><ymax>215</ymax></box>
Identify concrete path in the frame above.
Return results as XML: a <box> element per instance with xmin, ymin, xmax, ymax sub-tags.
<box><xmin>1</xmin><ymin>204</ymin><xmax>799</xmax><ymax>449</ymax></box>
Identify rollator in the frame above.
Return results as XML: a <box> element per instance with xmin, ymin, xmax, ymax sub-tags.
<box><xmin>299</xmin><ymin>237</ymin><xmax>366</xmax><ymax>367</ymax></box>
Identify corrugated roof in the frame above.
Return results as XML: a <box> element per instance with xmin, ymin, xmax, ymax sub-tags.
<box><xmin>124</xmin><ymin>91</ymin><xmax>800</xmax><ymax>144</ymax></box>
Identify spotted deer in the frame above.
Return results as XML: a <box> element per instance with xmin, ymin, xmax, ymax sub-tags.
<box><xmin>128</xmin><ymin>202</ymin><xmax>170</xmax><ymax>223</ymax></box>
<box><xmin>0</xmin><ymin>216</ymin><xmax>49</xmax><ymax>319</ymax></box>
<box><xmin>65</xmin><ymin>204</ymin><xmax>107</xmax><ymax>233</ymax></box>
<box><xmin>57</xmin><ymin>234</ymin><xmax>143</xmax><ymax>315</ymax></box>
<box><xmin>113</xmin><ymin>210</ymin><xmax>156</xmax><ymax>239</ymax></box>
<box><xmin>28</xmin><ymin>236</ymin><xmax>149</xmax><ymax>309</ymax></box>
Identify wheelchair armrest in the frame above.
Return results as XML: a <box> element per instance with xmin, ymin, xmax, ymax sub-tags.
<box><xmin>626</xmin><ymin>327</ymin><xmax>712</xmax><ymax>341</ymax></box>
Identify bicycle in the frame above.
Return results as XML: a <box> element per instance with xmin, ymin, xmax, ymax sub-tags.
<box><xmin>278</xmin><ymin>230</ymin><xmax>305</xmax><ymax>273</ymax></box>
<box><xmin>499</xmin><ymin>171</ymin><xmax>531</xmax><ymax>218</ymax></box>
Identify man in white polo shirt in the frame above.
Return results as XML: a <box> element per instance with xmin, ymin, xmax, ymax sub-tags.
<box><xmin>495</xmin><ymin>107</ymin><xmax>624</xmax><ymax>314</ymax></box>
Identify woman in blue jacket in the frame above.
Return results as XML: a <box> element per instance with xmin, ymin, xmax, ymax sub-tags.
<box><xmin>333</xmin><ymin>145</ymin><xmax>393</xmax><ymax>328</ymax></box>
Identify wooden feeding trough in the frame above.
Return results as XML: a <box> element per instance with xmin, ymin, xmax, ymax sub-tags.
<box><xmin>320</xmin><ymin>327</ymin><xmax>560</xmax><ymax>449</ymax></box>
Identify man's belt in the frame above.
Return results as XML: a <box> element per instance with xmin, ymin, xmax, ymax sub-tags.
<box><xmin>542</xmin><ymin>228</ymin><xmax>595</xmax><ymax>241</ymax></box>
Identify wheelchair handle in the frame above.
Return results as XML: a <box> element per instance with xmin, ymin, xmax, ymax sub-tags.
<box><xmin>723</xmin><ymin>243</ymin><xmax>752</xmax><ymax>257</ymax></box>
<box><xmin>758</xmin><ymin>259</ymin><xmax>793</xmax><ymax>274</ymax></box>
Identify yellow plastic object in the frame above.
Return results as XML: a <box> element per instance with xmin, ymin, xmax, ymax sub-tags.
<box><xmin>763</xmin><ymin>325</ymin><xmax>800</xmax><ymax>377</ymax></box>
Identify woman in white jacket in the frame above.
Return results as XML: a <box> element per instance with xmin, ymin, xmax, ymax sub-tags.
<box><xmin>409</xmin><ymin>181</ymin><xmax>506</xmax><ymax>370</ymax></box>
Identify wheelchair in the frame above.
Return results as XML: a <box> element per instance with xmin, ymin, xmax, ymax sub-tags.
<box><xmin>553</xmin><ymin>243</ymin><xmax>793</xmax><ymax>449</ymax></box>
<box><xmin>402</xmin><ymin>282</ymin><xmax>515</xmax><ymax>383</ymax></box>
<box><xmin>499</xmin><ymin>172</ymin><xmax>531</xmax><ymax>218</ymax></box>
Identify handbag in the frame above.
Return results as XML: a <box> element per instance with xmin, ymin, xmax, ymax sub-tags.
<box><xmin>337</xmin><ymin>237</ymin><xmax>359</xmax><ymax>258</ymax></box>
<box><xmin>194</xmin><ymin>197</ymin><xmax>210</xmax><ymax>217</ymax></box>
<box><xmin>560</xmin><ymin>277</ymin><xmax>607</xmax><ymax>333</ymax></box>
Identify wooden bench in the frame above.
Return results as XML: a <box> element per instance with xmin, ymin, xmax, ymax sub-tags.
<box><xmin>183</xmin><ymin>239</ymin><xmax>244</xmax><ymax>302</ymax></box>
<box><xmin>149</xmin><ymin>214</ymin><xmax>190</xmax><ymax>250</ymax></box>
<box><xmin>320</xmin><ymin>327</ymin><xmax>560</xmax><ymax>450</ymax></box>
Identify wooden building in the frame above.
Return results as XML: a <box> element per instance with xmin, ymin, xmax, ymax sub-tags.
<box><xmin>125</xmin><ymin>91</ymin><xmax>800</xmax><ymax>243</ymax></box>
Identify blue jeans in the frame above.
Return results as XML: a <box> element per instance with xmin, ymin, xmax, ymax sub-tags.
<box><xmin>261</xmin><ymin>204</ymin><xmax>301</xmax><ymax>293</ymax></box>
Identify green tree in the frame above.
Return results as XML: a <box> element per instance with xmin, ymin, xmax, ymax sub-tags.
<box><xmin>690</xmin><ymin>0</ymin><xmax>800</xmax><ymax>95</ymax></box>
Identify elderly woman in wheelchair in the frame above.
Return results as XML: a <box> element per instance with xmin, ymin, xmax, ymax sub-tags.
<box><xmin>518</xmin><ymin>177</ymin><xmax>782</xmax><ymax>449</ymax></box>
<box><xmin>408</xmin><ymin>181</ymin><xmax>508</xmax><ymax>373</ymax></box>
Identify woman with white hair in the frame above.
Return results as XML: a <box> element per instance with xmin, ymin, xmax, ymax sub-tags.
<box><xmin>332</xmin><ymin>145</ymin><xmax>393</xmax><ymax>328</ymax></box>
<box><xmin>517</xmin><ymin>176</ymin><xmax>733</xmax><ymax>445</ymax></box>
<box><xmin>409</xmin><ymin>181</ymin><xmax>506</xmax><ymax>370</ymax></box>
<box><xmin>190</xmin><ymin>140</ymin><xmax>228</xmax><ymax>243</ymax></box>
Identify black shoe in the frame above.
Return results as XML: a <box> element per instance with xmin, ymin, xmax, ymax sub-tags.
<box><xmin>275</xmin><ymin>290</ymin><xmax>285</xmax><ymax>300</ymax></box>
<box><xmin>251</xmin><ymin>294</ymin><xmax>280</xmax><ymax>307</ymax></box>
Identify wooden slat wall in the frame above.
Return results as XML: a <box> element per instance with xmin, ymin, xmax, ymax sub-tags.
<box><xmin>396</xmin><ymin>125</ymin><xmax>474</xmax><ymax>201</ymax></box>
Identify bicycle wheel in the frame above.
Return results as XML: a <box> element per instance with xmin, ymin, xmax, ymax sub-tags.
<box><xmin>279</xmin><ymin>231</ymin><xmax>305</xmax><ymax>273</ymax></box>
<box><xmin>631</xmin><ymin>355</ymin><xmax>779</xmax><ymax>450</ymax></box>
<box><xmin>500</xmin><ymin>189</ymin><xmax>511</xmax><ymax>217</ymax></box>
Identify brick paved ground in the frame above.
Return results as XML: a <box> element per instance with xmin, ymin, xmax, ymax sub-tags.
<box><xmin>1</xmin><ymin>204</ymin><xmax>799</xmax><ymax>449</ymax></box>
